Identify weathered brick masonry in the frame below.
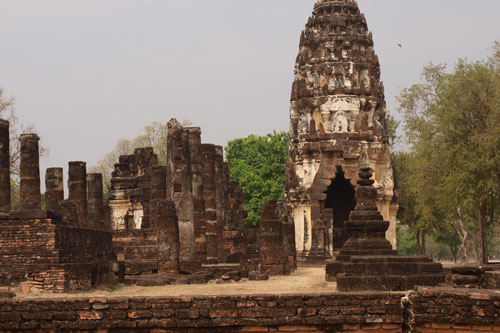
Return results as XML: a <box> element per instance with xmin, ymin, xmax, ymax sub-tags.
<box><xmin>407</xmin><ymin>287</ymin><xmax>500</xmax><ymax>332</ymax></box>
<box><xmin>259</xmin><ymin>200</ymin><xmax>296</xmax><ymax>276</ymax></box>
<box><xmin>0</xmin><ymin>119</ymin><xmax>10</xmax><ymax>213</ymax></box>
<box><xmin>1</xmin><ymin>287</ymin><xmax>499</xmax><ymax>332</ymax></box>
<box><xmin>0</xmin><ymin>292</ymin><xmax>404</xmax><ymax>332</ymax></box>
<box><xmin>0</xmin><ymin>217</ymin><xmax>114</xmax><ymax>291</ymax></box>
<box><xmin>107</xmin><ymin>119</ymin><xmax>288</xmax><ymax>280</ymax></box>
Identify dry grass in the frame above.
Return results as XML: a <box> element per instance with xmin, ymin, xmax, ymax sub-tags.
<box><xmin>17</xmin><ymin>267</ymin><xmax>336</xmax><ymax>299</ymax></box>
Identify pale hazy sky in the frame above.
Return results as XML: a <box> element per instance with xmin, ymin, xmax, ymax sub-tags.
<box><xmin>0</xmin><ymin>0</ymin><xmax>499</xmax><ymax>183</ymax></box>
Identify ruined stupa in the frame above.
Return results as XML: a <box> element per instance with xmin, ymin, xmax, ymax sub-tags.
<box><xmin>285</xmin><ymin>0</ymin><xmax>398</xmax><ymax>261</ymax></box>
<box><xmin>326</xmin><ymin>150</ymin><xmax>444</xmax><ymax>291</ymax></box>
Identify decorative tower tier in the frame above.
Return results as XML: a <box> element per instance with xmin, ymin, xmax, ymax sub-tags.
<box><xmin>286</xmin><ymin>0</ymin><xmax>398</xmax><ymax>261</ymax></box>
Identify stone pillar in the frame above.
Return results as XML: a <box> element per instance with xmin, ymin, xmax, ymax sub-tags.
<box><xmin>220</xmin><ymin>179</ymin><xmax>247</xmax><ymax>264</ymax></box>
<box><xmin>188</xmin><ymin>127</ymin><xmax>207</xmax><ymax>263</ymax></box>
<box><xmin>322</xmin><ymin>208</ymin><xmax>334</xmax><ymax>258</ymax></box>
<box><xmin>259</xmin><ymin>200</ymin><xmax>287</xmax><ymax>276</ymax></box>
<box><xmin>241</xmin><ymin>227</ymin><xmax>260</xmax><ymax>275</ymax></box>
<box><xmin>0</xmin><ymin>120</ymin><xmax>10</xmax><ymax>213</ymax></box>
<box><xmin>87</xmin><ymin>173</ymin><xmax>104</xmax><ymax>229</ymax></box>
<box><xmin>166</xmin><ymin>119</ymin><xmax>198</xmax><ymax>273</ymax></box>
<box><xmin>156</xmin><ymin>200</ymin><xmax>180</xmax><ymax>274</ymax></box>
<box><xmin>278</xmin><ymin>201</ymin><xmax>297</xmax><ymax>272</ymax></box>
<box><xmin>45</xmin><ymin>168</ymin><xmax>64</xmax><ymax>211</ymax></box>
<box><xmin>150</xmin><ymin>165</ymin><xmax>167</xmax><ymax>228</ymax></box>
<box><xmin>60</xmin><ymin>200</ymin><xmax>78</xmax><ymax>226</ymax></box>
<box><xmin>19</xmin><ymin>134</ymin><xmax>41</xmax><ymax>210</ymax></box>
<box><xmin>68</xmin><ymin>161</ymin><xmax>87</xmax><ymax>226</ymax></box>
<box><xmin>214</xmin><ymin>146</ymin><xmax>226</xmax><ymax>262</ymax></box>
<box><xmin>201</xmin><ymin>144</ymin><xmax>218</xmax><ymax>264</ymax></box>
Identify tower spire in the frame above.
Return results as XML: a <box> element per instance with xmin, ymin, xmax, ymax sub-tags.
<box><xmin>286</xmin><ymin>0</ymin><xmax>398</xmax><ymax>264</ymax></box>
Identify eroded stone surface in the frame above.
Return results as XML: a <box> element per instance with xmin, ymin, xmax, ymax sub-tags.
<box><xmin>0</xmin><ymin>120</ymin><xmax>10</xmax><ymax>213</ymax></box>
<box><xmin>45</xmin><ymin>167</ymin><xmax>64</xmax><ymax>212</ymax></box>
<box><xmin>156</xmin><ymin>200</ymin><xmax>180</xmax><ymax>274</ymax></box>
<box><xmin>286</xmin><ymin>0</ymin><xmax>398</xmax><ymax>260</ymax></box>
<box><xmin>87</xmin><ymin>173</ymin><xmax>105</xmax><ymax>230</ymax></box>
<box><xmin>166</xmin><ymin>119</ymin><xmax>196</xmax><ymax>271</ymax></box>
<box><xmin>68</xmin><ymin>161</ymin><xmax>88</xmax><ymax>227</ymax></box>
<box><xmin>109</xmin><ymin>148</ymin><xmax>157</xmax><ymax>230</ymax></box>
<box><xmin>19</xmin><ymin>134</ymin><xmax>41</xmax><ymax>210</ymax></box>
<box><xmin>326</xmin><ymin>150</ymin><xmax>444</xmax><ymax>291</ymax></box>
<box><xmin>108</xmin><ymin>120</ymin><xmax>250</xmax><ymax>277</ymax></box>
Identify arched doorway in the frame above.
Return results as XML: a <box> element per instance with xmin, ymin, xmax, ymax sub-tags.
<box><xmin>325</xmin><ymin>167</ymin><xmax>356</xmax><ymax>250</ymax></box>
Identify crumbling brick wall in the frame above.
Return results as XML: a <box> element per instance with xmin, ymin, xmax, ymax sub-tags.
<box><xmin>109</xmin><ymin>148</ymin><xmax>158</xmax><ymax>231</ymax></box>
<box><xmin>1</xmin><ymin>288</ymin><xmax>500</xmax><ymax>331</ymax></box>
<box><xmin>0</xmin><ymin>292</ymin><xmax>404</xmax><ymax>332</ymax></box>
<box><xmin>407</xmin><ymin>286</ymin><xmax>500</xmax><ymax>332</ymax></box>
<box><xmin>258</xmin><ymin>200</ymin><xmax>296</xmax><ymax>276</ymax></box>
<box><xmin>112</xmin><ymin>230</ymin><xmax>159</xmax><ymax>276</ymax></box>
<box><xmin>108</xmin><ymin>120</ymin><xmax>250</xmax><ymax>277</ymax></box>
<box><xmin>219</xmin><ymin>181</ymin><xmax>247</xmax><ymax>264</ymax></box>
<box><xmin>0</xmin><ymin>217</ymin><xmax>114</xmax><ymax>292</ymax></box>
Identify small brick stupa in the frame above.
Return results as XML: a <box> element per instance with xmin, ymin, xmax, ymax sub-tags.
<box><xmin>326</xmin><ymin>150</ymin><xmax>445</xmax><ymax>291</ymax></box>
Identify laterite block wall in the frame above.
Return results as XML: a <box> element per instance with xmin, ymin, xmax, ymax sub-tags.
<box><xmin>0</xmin><ymin>218</ymin><xmax>114</xmax><ymax>292</ymax></box>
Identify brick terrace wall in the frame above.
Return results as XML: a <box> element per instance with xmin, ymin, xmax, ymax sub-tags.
<box><xmin>2</xmin><ymin>287</ymin><xmax>500</xmax><ymax>331</ymax></box>
<box><xmin>0</xmin><ymin>218</ymin><xmax>114</xmax><ymax>291</ymax></box>
<box><xmin>0</xmin><ymin>293</ymin><xmax>404</xmax><ymax>332</ymax></box>
<box><xmin>0</xmin><ymin>287</ymin><xmax>500</xmax><ymax>333</ymax></box>
<box><xmin>408</xmin><ymin>287</ymin><xmax>500</xmax><ymax>332</ymax></box>
<box><xmin>0</xmin><ymin>218</ymin><xmax>59</xmax><ymax>285</ymax></box>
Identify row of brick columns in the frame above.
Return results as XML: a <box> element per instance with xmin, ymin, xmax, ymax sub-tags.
<box><xmin>0</xmin><ymin>119</ymin><xmax>105</xmax><ymax>229</ymax></box>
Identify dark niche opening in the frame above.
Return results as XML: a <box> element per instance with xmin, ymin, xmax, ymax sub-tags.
<box><xmin>325</xmin><ymin>166</ymin><xmax>356</xmax><ymax>250</ymax></box>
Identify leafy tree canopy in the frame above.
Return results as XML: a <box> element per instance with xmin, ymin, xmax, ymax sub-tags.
<box><xmin>396</xmin><ymin>42</ymin><xmax>500</xmax><ymax>264</ymax></box>
<box><xmin>225</xmin><ymin>131</ymin><xmax>289</xmax><ymax>226</ymax></box>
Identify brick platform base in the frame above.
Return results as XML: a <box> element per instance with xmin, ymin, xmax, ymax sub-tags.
<box><xmin>1</xmin><ymin>287</ymin><xmax>500</xmax><ymax>332</ymax></box>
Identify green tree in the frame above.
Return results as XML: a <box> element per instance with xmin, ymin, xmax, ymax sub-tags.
<box><xmin>226</xmin><ymin>131</ymin><xmax>289</xmax><ymax>226</ymax></box>
<box><xmin>397</xmin><ymin>42</ymin><xmax>500</xmax><ymax>264</ymax></box>
<box><xmin>385</xmin><ymin>113</ymin><xmax>400</xmax><ymax>147</ymax></box>
<box><xmin>396</xmin><ymin>224</ymin><xmax>417</xmax><ymax>256</ymax></box>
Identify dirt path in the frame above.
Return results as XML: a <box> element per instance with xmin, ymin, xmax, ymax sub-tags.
<box><xmin>18</xmin><ymin>267</ymin><xmax>336</xmax><ymax>299</ymax></box>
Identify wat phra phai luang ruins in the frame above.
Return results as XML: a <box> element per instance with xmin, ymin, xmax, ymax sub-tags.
<box><xmin>1</xmin><ymin>1</ymin><xmax>500</xmax><ymax>332</ymax></box>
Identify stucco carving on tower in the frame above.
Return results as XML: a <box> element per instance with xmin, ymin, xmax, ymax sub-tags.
<box><xmin>286</xmin><ymin>0</ymin><xmax>398</xmax><ymax>260</ymax></box>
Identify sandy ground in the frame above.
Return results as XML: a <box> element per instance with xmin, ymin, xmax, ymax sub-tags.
<box><xmin>17</xmin><ymin>267</ymin><xmax>336</xmax><ymax>299</ymax></box>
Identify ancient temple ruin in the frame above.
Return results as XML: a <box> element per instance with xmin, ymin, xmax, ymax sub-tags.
<box><xmin>326</xmin><ymin>150</ymin><xmax>444</xmax><ymax>291</ymax></box>
<box><xmin>0</xmin><ymin>126</ymin><xmax>116</xmax><ymax>292</ymax></box>
<box><xmin>286</xmin><ymin>0</ymin><xmax>398</xmax><ymax>261</ymax></box>
<box><xmin>2</xmin><ymin>1</ymin><xmax>500</xmax><ymax>331</ymax></box>
<box><xmin>108</xmin><ymin>119</ymin><xmax>293</xmax><ymax>279</ymax></box>
<box><xmin>0</xmin><ymin>117</ymin><xmax>296</xmax><ymax>292</ymax></box>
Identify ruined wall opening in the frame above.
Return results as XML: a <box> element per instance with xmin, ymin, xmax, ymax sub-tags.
<box><xmin>325</xmin><ymin>166</ymin><xmax>356</xmax><ymax>250</ymax></box>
